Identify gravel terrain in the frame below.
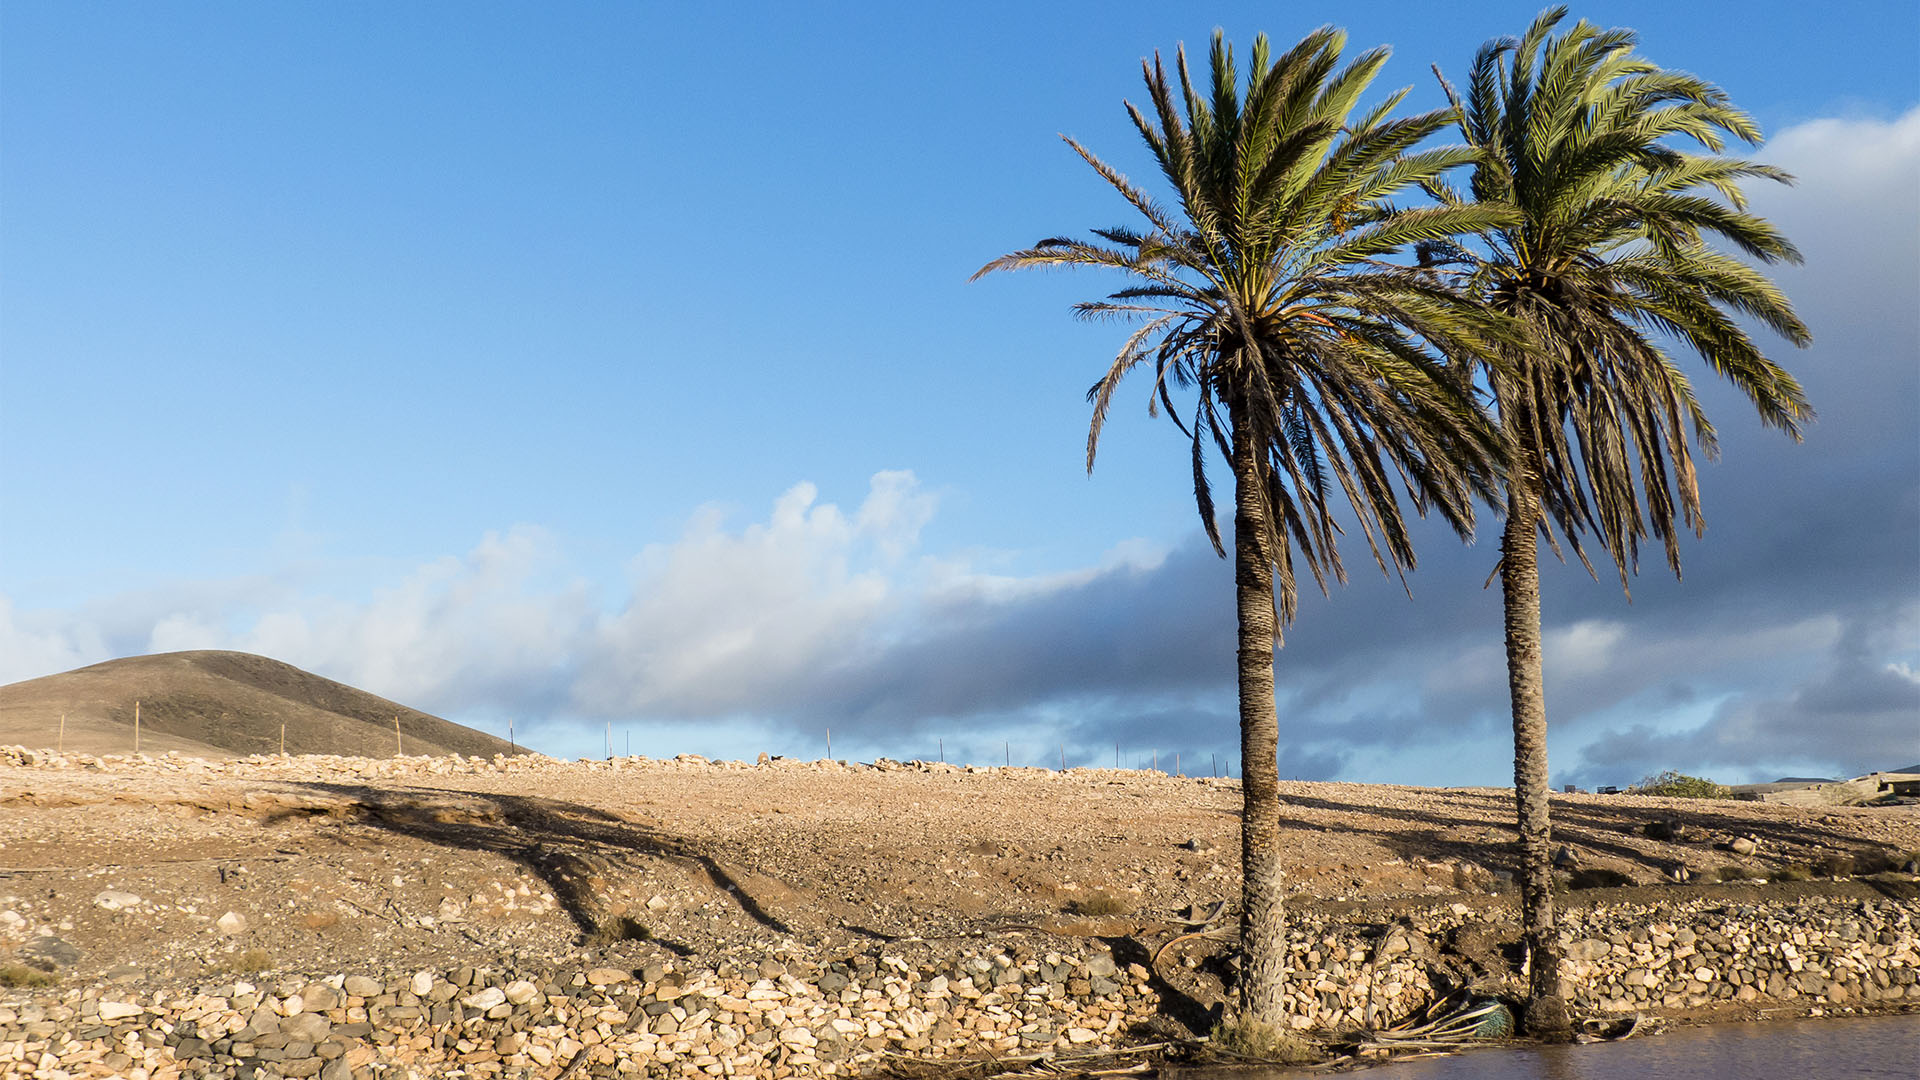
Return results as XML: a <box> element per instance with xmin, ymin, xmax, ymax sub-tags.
<box><xmin>4</xmin><ymin>747</ymin><xmax>1917</xmax><ymax>991</ymax></box>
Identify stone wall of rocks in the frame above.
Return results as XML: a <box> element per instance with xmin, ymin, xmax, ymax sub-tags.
<box><xmin>1558</xmin><ymin>896</ymin><xmax>1920</xmax><ymax>1013</ymax></box>
<box><xmin>6</xmin><ymin>893</ymin><xmax>1915</xmax><ymax>1079</ymax></box>
<box><xmin>0</xmin><ymin>746</ymin><xmax>1214</xmax><ymax>784</ymax></box>
<box><xmin>1238</xmin><ymin>894</ymin><xmax>1919</xmax><ymax>1032</ymax></box>
<box><xmin>1</xmin><ymin>942</ymin><xmax>1160</xmax><ymax>1080</ymax></box>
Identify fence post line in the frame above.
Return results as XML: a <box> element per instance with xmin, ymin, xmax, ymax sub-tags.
<box><xmin>1060</xmin><ymin>744</ymin><xmax>1066</xmax><ymax>771</ymax></box>
<box><xmin>1004</xmin><ymin>742</ymin><xmax>1010</xmax><ymax>768</ymax></box>
<box><xmin>281</xmin><ymin>722</ymin><xmax>287</xmax><ymax>756</ymax></box>
<box><xmin>827</xmin><ymin>727</ymin><xmax>832</xmax><ymax>759</ymax></box>
<box><xmin>939</xmin><ymin>737</ymin><xmax>944</xmax><ymax>763</ymax></box>
<box><xmin>133</xmin><ymin>700</ymin><xmax>141</xmax><ymax>754</ymax></box>
<box><xmin>58</xmin><ymin>713</ymin><xmax>65</xmax><ymax>754</ymax></box>
<box><xmin>394</xmin><ymin>715</ymin><xmax>402</xmax><ymax>757</ymax></box>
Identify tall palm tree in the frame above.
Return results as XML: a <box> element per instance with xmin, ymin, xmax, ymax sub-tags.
<box><xmin>1427</xmin><ymin>7</ymin><xmax>1812</xmax><ymax>1034</ymax></box>
<box><xmin>977</xmin><ymin>29</ymin><xmax>1510</xmax><ymax>1030</ymax></box>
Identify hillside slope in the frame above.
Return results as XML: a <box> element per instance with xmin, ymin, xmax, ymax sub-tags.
<box><xmin>0</xmin><ymin>650</ymin><xmax>521</xmax><ymax>758</ymax></box>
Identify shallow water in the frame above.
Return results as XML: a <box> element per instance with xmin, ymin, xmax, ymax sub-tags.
<box><xmin>1187</xmin><ymin>1013</ymin><xmax>1920</xmax><ymax>1079</ymax></box>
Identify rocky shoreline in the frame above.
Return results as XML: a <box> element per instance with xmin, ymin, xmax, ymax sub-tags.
<box><xmin>4</xmin><ymin>890</ymin><xmax>1915</xmax><ymax>1079</ymax></box>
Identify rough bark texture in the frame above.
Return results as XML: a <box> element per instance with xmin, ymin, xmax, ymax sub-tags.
<box><xmin>1500</xmin><ymin>477</ymin><xmax>1571</xmax><ymax>1037</ymax></box>
<box><xmin>1232</xmin><ymin>423</ymin><xmax>1289</xmax><ymax>1027</ymax></box>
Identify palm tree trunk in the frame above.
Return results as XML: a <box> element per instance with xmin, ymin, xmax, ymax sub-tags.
<box><xmin>1500</xmin><ymin>474</ymin><xmax>1571</xmax><ymax>1036</ymax></box>
<box><xmin>1232</xmin><ymin>422</ymin><xmax>1288</xmax><ymax>1027</ymax></box>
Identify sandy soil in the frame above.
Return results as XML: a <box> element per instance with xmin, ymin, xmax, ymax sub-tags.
<box><xmin>4</xmin><ymin>750</ymin><xmax>1917</xmax><ymax>995</ymax></box>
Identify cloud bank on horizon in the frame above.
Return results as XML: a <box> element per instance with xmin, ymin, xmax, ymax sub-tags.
<box><xmin>3</xmin><ymin>108</ymin><xmax>1916</xmax><ymax>788</ymax></box>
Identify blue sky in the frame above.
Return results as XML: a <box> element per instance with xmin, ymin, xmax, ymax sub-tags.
<box><xmin>3</xmin><ymin>2</ymin><xmax>1915</xmax><ymax>785</ymax></box>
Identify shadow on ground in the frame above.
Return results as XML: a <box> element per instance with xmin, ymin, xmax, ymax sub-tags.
<box><xmin>270</xmin><ymin>782</ymin><xmax>801</xmax><ymax>953</ymax></box>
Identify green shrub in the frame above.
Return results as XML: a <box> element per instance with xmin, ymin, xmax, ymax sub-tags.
<box><xmin>1631</xmin><ymin>771</ymin><xmax>1732</xmax><ymax>799</ymax></box>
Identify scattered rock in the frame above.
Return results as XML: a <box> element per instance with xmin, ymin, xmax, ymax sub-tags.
<box><xmin>462</xmin><ymin>985</ymin><xmax>506</xmax><ymax>1009</ymax></box>
<box><xmin>20</xmin><ymin>934</ymin><xmax>80</xmax><ymax>969</ymax></box>
<box><xmin>282</xmin><ymin>1011</ymin><xmax>332</xmax><ymax>1041</ymax></box>
<box><xmin>93</xmin><ymin>890</ymin><xmax>143</xmax><ymax>911</ymax></box>
<box><xmin>216</xmin><ymin>911</ymin><xmax>248</xmax><ymax>935</ymax></box>
<box><xmin>1643</xmin><ymin>820</ymin><xmax>1690</xmax><ymax>842</ymax></box>
<box><xmin>299</xmin><ymin>982</ymin><xmax>341</xmax><ymax>1011</ymax></box>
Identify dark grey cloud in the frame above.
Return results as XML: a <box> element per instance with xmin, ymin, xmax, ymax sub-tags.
<box><xmin>746</xmin><ymin>108</ymin><xmax>1920</xmax><ymax>785</ymax></box>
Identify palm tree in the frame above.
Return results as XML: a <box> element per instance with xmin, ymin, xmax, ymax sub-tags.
<box><xmin>976</xmin><ymin>29</ymin><xmax>1510</xmax><ymax>1031</ymax></box>
<box><xmin>1426</xmin><ymin>7</ymin><xmax>1812</xmax><ymax>1033</ymax></box>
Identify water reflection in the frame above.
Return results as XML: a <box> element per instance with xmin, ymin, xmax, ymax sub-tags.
<box><xmin>1196</xmin><ymin>1013</ymin><xmax>1920</xmax><ymax>1080</ymax></box>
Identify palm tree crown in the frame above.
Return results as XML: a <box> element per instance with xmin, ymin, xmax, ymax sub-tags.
<box><xmin>978</xmin><ymin>28</ymin><xmax>1510</xmax><ymax>625</ymax></box>
<box><xmin>1431</xmin><ymin>5</ymin><xmax>1813</xmax><ymax>582</ymax></box>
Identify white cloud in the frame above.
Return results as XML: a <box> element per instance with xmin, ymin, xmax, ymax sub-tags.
<box><xmin>1760</xmin><ymin>107</ymin><xmax>1920</xmax><ymax>206</ymax></box>
<box><xmin>0</xmin><ymin>597</ymin><xmax>109</xmax><ymax>685</ymax></box>
<box><xmin>231</xmin><ymin>525</ymin><xmax>591</xmax><ymax>712</ymax></box>
<box><xmin>1544</xmin><ymin>620</ymin><xmax>1626</xmax><ymax>677</ymax></box>
<box><xmin>574</xmin><ymin>477</ymin><xmax>910</xmax><ymax>716</ymax></box>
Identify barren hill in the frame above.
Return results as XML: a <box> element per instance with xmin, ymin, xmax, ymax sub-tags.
<box><xmin>0</xmin><ymin>650</ymin><xmax>521</xmax><ymax>758</ymax></box>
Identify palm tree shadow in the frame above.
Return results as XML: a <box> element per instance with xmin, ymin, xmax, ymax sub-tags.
<box><xmin>279</xmin><ymin>781</ymin><xmax>794</xmax><ymax>953</ymax></box>
<box><xmin>1102</xmin><ymin>934</ymin><xmax>1219</xmax><ymax>1036</ymax></box>
<box><xmin>1272</xmin><ymin>791</ymin><xmax>1901</xmax><ymax>881</ymax></box>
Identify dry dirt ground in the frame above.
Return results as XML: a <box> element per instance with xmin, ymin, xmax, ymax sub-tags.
<box><xmin>4</xmin><ymin>750</ymin><xmax>1919</xmax><ymax>999</ymax></box>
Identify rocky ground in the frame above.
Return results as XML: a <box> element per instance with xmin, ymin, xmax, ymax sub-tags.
<box><xmin>2</xmin><ymin>747</ymin><xmax>1918</xmax><ymax>1077</ymax></box>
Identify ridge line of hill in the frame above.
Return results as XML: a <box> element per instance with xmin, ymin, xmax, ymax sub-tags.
<box><xmin>0</xmin><ymin>650</ymin><xmax>522</xmax><ymax>759</ymax></box>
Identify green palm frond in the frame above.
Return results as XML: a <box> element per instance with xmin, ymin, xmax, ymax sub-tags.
<box><xmin>1442</xmin><ymin>6</ymin><xmax>1812</xmax><ymax>584</ymax></box>
<box><xmin>978</xmin><ymin>27</ymin><xmax>1512</xmax><ymax>623</ymax></box>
